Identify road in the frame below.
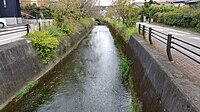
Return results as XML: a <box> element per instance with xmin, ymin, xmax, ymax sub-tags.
<box><xmin>137</xmin><ymin>22</ymin><xmax>200</xmax><ymax>60</ymax></box>
<box><xmin>137</xmin><ymin>22</ymin><xmax>200</xmax><ymax>87</ymax></box>
<box><xmin>0</xmin><ymin>25</ymin><xmax>27</xmax><ymax>45</ymax></box>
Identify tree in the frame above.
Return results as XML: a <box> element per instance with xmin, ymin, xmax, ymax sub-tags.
<box><xmin>107</xmin><ymin>0</ymin><xmax>139</xmax><ymax>27</ymax></box>
<box><xmin>22</xmin><ymin>3</ymin><xmax>52</xmax><ymax>19</ymax></box>
<box><xmin>49</xmin><ymin>0</ymin><xmax>96</xmax><ymax>29</ymax></box>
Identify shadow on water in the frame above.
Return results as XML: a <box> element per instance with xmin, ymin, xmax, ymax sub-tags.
<box><xmin>1</xmin><ymin>26</ymin><xmax>131</xmax><ymax>112</ymax></box>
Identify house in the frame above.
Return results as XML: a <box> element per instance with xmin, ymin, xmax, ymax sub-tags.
<box><xmin>173</xmin><ymin>0</ymin><xmax>199</xmax><ymax>6</ymax></box>
<box><xmin>0</xmin><ymin>0</ymin><xmax>22</xmax><ymax>25</ymax></box>
<box><xmin>186</xmin><ymin>0</ymin><xmax>199</xmax><ymax>6</ymax></box>
<box><xmin>20</xmin><ymin>0</ymin><xmax>59</xmax><ymax>7</ymax></box>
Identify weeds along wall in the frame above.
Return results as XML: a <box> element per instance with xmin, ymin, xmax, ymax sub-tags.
<box><xmin>0</xmin><ymin>27</ymin><xmax>92</xmax><ymax>110</ymax></box>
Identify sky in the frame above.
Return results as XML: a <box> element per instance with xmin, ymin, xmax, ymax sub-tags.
<box><xmin>99</xmin><ymin>0</ymin><xmax>112</xmax><ymax>6</ymax></box>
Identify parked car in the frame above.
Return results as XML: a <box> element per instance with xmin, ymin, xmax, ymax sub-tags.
<box><xmin>0</xmin><ymin>18</ymin><xmax>6</xmax><ymax>28</ymax></box>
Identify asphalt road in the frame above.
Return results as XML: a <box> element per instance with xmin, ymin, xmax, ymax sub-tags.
<box><xmin>137</xmin><ymin>22</ymin><xmax>200</xmax><ymax>63</ymax></box>
<box><xmin>0</xmin><ymin>25</ymin><xmax>27</xmax><ymax>45</ymax></box>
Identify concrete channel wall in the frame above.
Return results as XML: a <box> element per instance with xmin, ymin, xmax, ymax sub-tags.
<box><xmin>108</xmin><ymin>24</ymin><xmax>200</xmax><ymax>112</ymax></box>
<box><xmin>0</xmin><ymin>27</ymin><xmax>92</xmax><ymax>109</ymax></box>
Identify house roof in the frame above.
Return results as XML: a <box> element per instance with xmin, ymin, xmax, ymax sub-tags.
<box><xmin>173</xmin><ymin>0</ymin><xmax>199</xmax><ymax>3</ymax></box>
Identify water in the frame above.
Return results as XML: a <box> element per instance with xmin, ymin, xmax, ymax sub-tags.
<box><xmin>2</xmin><ymin>26</ymin><xmax>131</xmax><ymax>112</ymax></box>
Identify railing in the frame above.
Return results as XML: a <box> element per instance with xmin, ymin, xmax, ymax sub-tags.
<box><xmin>0</xmin><ymin>24</ymin><xmax>30</xmax><ymax>37</ymax></box>
<box><xmin>138</xmin><ymin>24</ymin><xmax>200</xmax><ymax>64</ymax></box>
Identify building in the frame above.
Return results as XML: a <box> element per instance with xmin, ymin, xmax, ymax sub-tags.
<box><xmin>20</xmin><ymin>0</ymin><xmax>59</xmax><ymax>7</ymax></box>
<box><xmin>173</xmin><ymin>0</ymin><xmax>199</xmax><ymax>6</ymax></box>
<box><xmin>0</xmin><ymin>0</ymin><xmax>22</xmax><ymax>25</ymax></box>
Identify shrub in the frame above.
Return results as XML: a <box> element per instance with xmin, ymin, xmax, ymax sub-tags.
<box><xmin>47</xmin><ymin>27</ymin><xmax>65</xmax><ymax>42</ymax></box>
<box><xmin>124</xmin><ymin>27</ymin><xmax>138</xmax><ymax>41</ymax></box>
<box><xmin>80</xmin><ymin>18</ymin><xmax>94</xmax><ymax>28</ymax></box>
<box><xmin>29</xmin><ymin>31</ymin><xmax>59</xmax><ymax>64</ymax></box>
<box><xmin>153</xmin><ymin>5</ymin><xmax>200</xmax><ymax>31</ymax></box>
<box><xmin>61</xmin><ymin>25</ymin><xmax>76</xmax><ymax>35</ymax></box>
<box><xmin>105</xmin><ymin>18</ymin><xmax>138</xmax><ymax>42</ymax></box>
<box><xmin>120</xmin><ymin>56</ymin><xmax>132</xmax><ymax>81</ymax></box>
<box><xmin>196</xmin><ymin>23</ymin><xmax>200</xmax><ymax>32</ymax></box>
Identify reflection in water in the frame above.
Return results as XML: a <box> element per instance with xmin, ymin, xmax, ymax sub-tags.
<box><xmin>2</xmin><ymin>26</ymin><xmax>131</xmax><ymax>112</ymax></box>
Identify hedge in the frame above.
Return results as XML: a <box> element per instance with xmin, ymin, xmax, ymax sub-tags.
<box><xmin>154</xmin><ymin>8</ymin><xmax>200</xmax><ymax>32</ymax></box>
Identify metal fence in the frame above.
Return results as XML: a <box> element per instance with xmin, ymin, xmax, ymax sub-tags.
<box><xmin>0</xmin><ymin>19</ymin><xmax>54</xmax><ymax>38</ymax></box>
<box><xmin>138</xmin><ymin>24</ymin><xmax>200</xmax><ymax>64</ymax></box>
<box><xmin>0</xmin><ymin>24</ymin><xmax>30</xmax><ymax>37</ymax></box>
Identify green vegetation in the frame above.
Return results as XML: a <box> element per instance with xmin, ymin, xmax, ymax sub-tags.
<box><xmin>147</xmin><ymin>4</ymin><xmax>200</xmax><ymax>32</ymax></box>
<box><xmin>120</xmin><ymin>56</ymin><xmax>132</xmax><ymax>81</ymax></box>
<box><xmin>22</xmin><ymin>3</ymin><xmax>52</xmax><ymax>18</ymax></box>
<box><xmin>106</xmin><ymin>0</ymin><xmax>140</xmax><ymax>27</ymax></box>
<box><xmin>28</xmin><ymin>17</ymin><xmax>94</xmax><ymax>64</ymax></box>
<box><xmin>118</xmin><ymin>51</ymin><xmax>140</xmax><ymax>112</ymax></box>
<box><xmin>129</xmin><ymin>75</ymin><xmax>140</xmax><ymax>112</ymax></box>
<box><xmin>115</xmin><ymin>30</ymin><xmax>140</xmax><ymax>112</ymax></box>
<box><xmin>106</xmin><ymin>18</ymin><xmax>138</xmax><ymax>42</ymax></box>
<box><xmin>16</xmin><ymin>80</ymin><xmax>38</xmax><ymax>100</ymax></box>
<box><xmin>28</xmin><ymin>28</ymin><xmax>63</xmax><ymax>64</ymax></box>
<box><xmin>113</xmin><ymin>26</ymin><xmax>139</xmax><ymax>112</ymax></box>
<box><xmin>25</xmin><ymin>0</ymin><xmax>95</xmax><ymax>64</ymax></box>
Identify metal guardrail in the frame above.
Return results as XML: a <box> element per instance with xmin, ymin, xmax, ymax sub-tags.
<box><xmin>138</xmin><ymin>24</ymin><xmax>200</xmax><ymax>64</ymax></box>
<box><xmin>0</xmin><ymin>24</ymin><xmax>30</xmax><ymax>36</ymax></box>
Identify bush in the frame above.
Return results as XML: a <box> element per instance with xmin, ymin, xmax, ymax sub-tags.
<box><xmin>29</xmin><ymin>17</ymin><xmax>94</xmax><ymax>64</ymax></box>
<box><xmin>105</xmin><ymin>18</ymin><xmax>138</xmax><ymax>42</ymax></box>
<box><xmin>47</xmin><ymin>27</ymin><xmax>65</xmax><ymax>42</ymax></box>
<box><xmin>29</xmin><ymin>31</ymin><xmax>59</xmax><ymax>64</ymax></box>
<box><xmin>80</xmin><ymin>18</ymin><xmax>94</xmax><ymax>28</ymax></box>
<box><xmin>196</xmin><ymin>23</ymin><xmax>200</xmax><ymax>32</ymax></box>
<box><xmin>153</xmin><ymin>5</ymin><xmax>200</xmax><ymax>31</ymax></box>
<box><xmin>120</xmin><ymin>56</ymin><xmax>132</xmax><ymax>81</ymax></box>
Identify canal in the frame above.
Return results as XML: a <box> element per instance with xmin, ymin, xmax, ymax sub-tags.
<box><xmin>2</xmin><ymin>26</ymin><xmax>131</xmax><ymax>112</ymax></box>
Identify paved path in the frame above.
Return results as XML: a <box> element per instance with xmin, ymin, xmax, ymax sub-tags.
<box><xmin>137</xmin><ymin>22</ymin><xmax>200</xmax><ymax>87</ymax></box>
<box><xmin>0</xmin><ymin>25</ymin><xmax>27</xmax><ymax>45</ymax></box>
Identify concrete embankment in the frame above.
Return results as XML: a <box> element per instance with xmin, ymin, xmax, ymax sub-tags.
<box><xmin>108</xmin><ymin>24</ymin><xmax>200</xmax><ymax>112</ymax></box>
<box><xmin>0</xmin><ymin>27</ymin><xmax>92</xmax><ymax>110</ymax></box>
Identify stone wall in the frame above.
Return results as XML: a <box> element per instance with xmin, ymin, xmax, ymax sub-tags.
<box><xmin>0</xmin><ymin>27</ymin><xmax>92</xmax><ymax>109</ymax></box>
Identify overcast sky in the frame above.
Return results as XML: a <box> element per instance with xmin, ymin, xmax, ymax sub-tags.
<box><xmin>99</xmin><ymin>0</ymin><xmax>112</xmax><ymax>6</ymax></box>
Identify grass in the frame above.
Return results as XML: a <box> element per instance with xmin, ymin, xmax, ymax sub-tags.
<box><xmin>15</xmin><ymin>80</ymin><xmax>38</xmax><ymax>101</ymax></box>
<box><xmin>105</xmin><ymin>18</ymin><xmax>138</xmax><ymax>42</ymax></box>
<box><xmin>120</xmin><ymin>55</ymin><xmax>132</xmax><ymax>82</ymax></box>
<box><xmin>117</xmin><ymin>45</ymin><xmax>140</xmax><ymax>112</ymax></box>
<box><xmin>129</xmin><ymin>74</ymin><xmax>141</xmax><ymax>112</ymax></box>
<box><xmin>112</xmin><ymin>21</ymin><xmax>140</xmax><ymax>112</ymax></box>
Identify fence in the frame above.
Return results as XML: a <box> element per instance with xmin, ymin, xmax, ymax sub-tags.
<box><xmin>138</xmin><ymin>24</ymin><xmax>200</xmax><ymax>64</ymax></box>
<box><xmin>0</xmin><ymin>24</ymin><xmax>30</xmax><ymax>37</ymax></box>
<box><xmin>22</xmin><ymin>19</ymin><xmax>54</xmax><ymax>31</ymax></box>
<box><xmin>0</xmin><ymin>19</ymin><xmax>54</xmax><ymax>38</ymax></box>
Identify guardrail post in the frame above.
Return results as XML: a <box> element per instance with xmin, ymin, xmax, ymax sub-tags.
<box><xmin>44</xmin><ymin>22</ymin><xmax>46</xmax><ymax>30</ymax></box>
<box><xmin>167</xmin><ymin>34</ymin><xmax>173</xmax><ymax>61</ymax></box>
<box><xmin>49</xmin><ymin>21</ymin><xmax>51</xmax><ymax>26</ymax></box>
<box><xmin>38</xmin><ymin>22</ymin><xmax>41</xmax><ymax>31</ymax></box>
<box><xmin>26</xmin><ymin>24</ymin><xmax>29</xmax><ymax>35</ymax></box>
<box><xmin>149</xmin><ymin>27</ymin><xmax>152</xmax><ymax>44</ymax></box>
<box><xmin>142</xmin><ymin>25</ymin><xmax>145</xmax><ymax>39</ymax></box>
<box><xmin>138</xmin><ymin>24</ymin><xmax>141</xmax><ymax>34</ymax></box>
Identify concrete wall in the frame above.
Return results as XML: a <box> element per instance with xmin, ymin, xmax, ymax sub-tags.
<box><xmin>4</xmin><ymin>17</ymin><xmax>22</xmax><ymax>25</ymax></box>
<box><xmin>0</xmin><ymin>27</ymin><xmax>92</xmax><ymax>109</ymax></box>
<box><xmin>108</xmin><ymin>24</ymin><xmax>200</xmax><ymax>112</ymax></box>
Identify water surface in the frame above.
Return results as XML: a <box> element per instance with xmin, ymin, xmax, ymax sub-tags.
<box><xmin>2</xmin><ymin>26</ymin><xmax>131</xmax><ymax>112</ymax></box>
